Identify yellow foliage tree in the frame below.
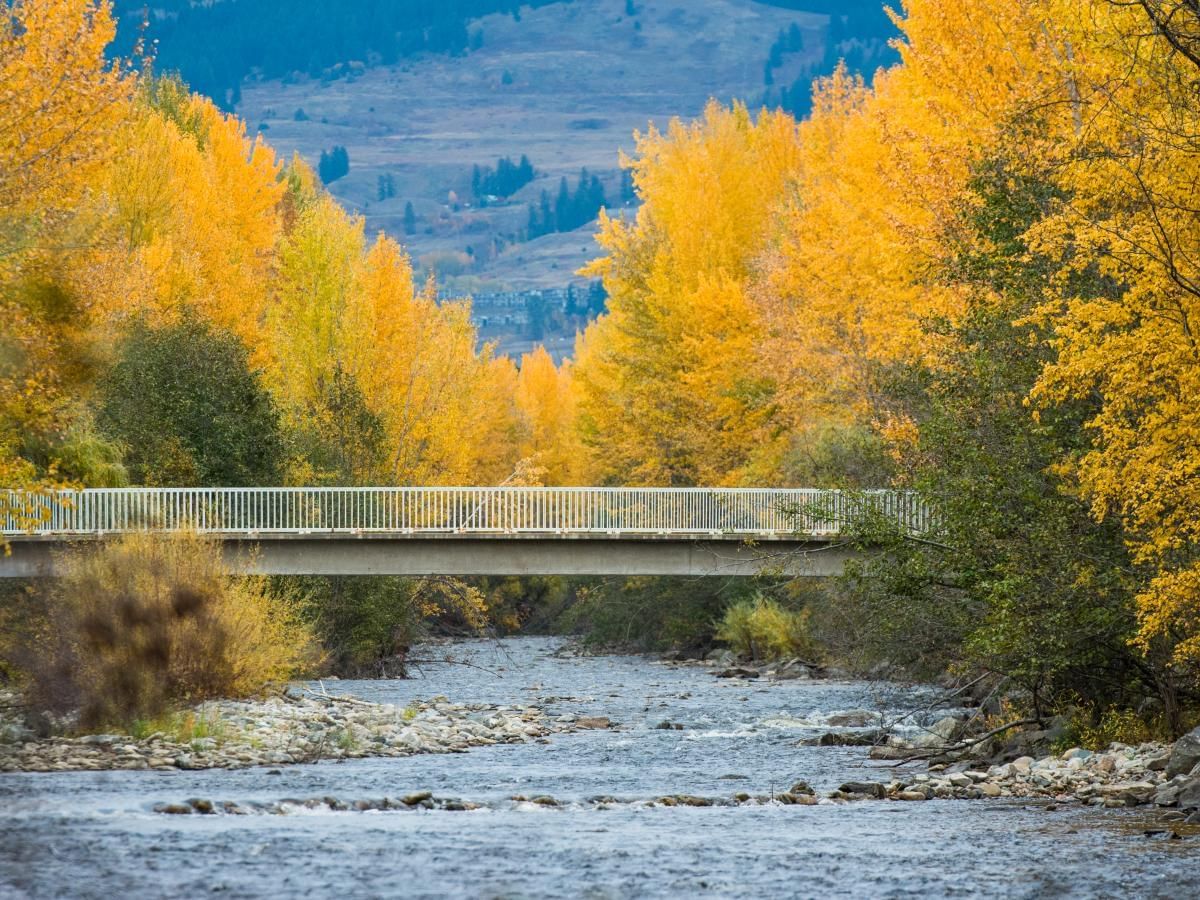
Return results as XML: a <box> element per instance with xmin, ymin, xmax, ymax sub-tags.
<box><xmin>0</xmin><ymin>0</ymin><xmax>133</xmax><ymax>527</ymax></box>
<box><xmin>270</xmin><ymin>189</ymin><xmax>518</xmax><ymax>485</ymax></box>
<box><xmin>515</xmin><ymin>346</ymin><xmax>582</xmax><ymax>485</ymax></box>
<box><xmin>575</xmin><ymin>102</ymin><xmax>800</xmax><ymax>485</ymax></box>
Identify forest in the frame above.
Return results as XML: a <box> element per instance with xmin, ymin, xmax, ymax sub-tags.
<box><xmin>4</xmin><ymin>0</ymin><xmax>1200</xmax><ymax>739</ymax></box>
<box><xmin>108</xmin><ymin>0</ymin><xmax>563</xmax><ymax>107</ymax></box>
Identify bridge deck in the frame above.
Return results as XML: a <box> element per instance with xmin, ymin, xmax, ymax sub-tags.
<box><xmin>1</xmin><ymin>487</ymin><xmax>929</xmax><ymax>577</ymax></box>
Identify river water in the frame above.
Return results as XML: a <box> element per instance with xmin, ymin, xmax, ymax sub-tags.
<box><xmin>1</xmin><ymin>637</ymin><xmax>1197</xmax><ymax>898</ymax></box>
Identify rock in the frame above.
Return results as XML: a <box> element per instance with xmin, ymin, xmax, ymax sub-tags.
<box><xmin>1177</xmin><ymin>777</ymin><xmax>1200</xmax><ymax>811</ymax></box>
<box><xmin>1011</xmin><ymin>756</ymin><xmax>1034</xmax><ymax>775</ymax></box>
<box><xmin>789</xmin><ymin>780</ymin><xmax>815</xmax><ymax>796</ymax></box>
<box><xmin>896</xmin><ymin>791</ymin><xmax>928</xmax><ymax>801</ymax></box>
<box><xmin>715</xmin><ymin>667</ymin><xmax>759</xmax><ymax>679</ymax></box>
<box><xmin>1166</xmin><ymin>727</ymin><xmax>1200</xmax><ymax>778</ymax></box>
<box><xmin>78</xmin><ymin>734</ymin><xmax>122</xmax><ymax>745</ymax></box>
<box><xmin>655</xmin><ymin>721</ymin><xmax>685</xmax><ymax>730</ymax></box>
<box><xmin>575</xmin><ymin>717</ymin><xmax>612</xmax><ymax>730</ymax></box>
<box><xmin>154</xmin><ymin>803</ymin><xmax>192</xmax><ymax>815</ymax></box>
<box><xmin>402</xmin><ymin>791</ymin><xmax>433</xmax><ymax>806</ymax></box>
<box><xmin>186</xmin><ymin>798</ymin><xmax>215</xmax><ymax>814</ymax></box>
<box><xmin>1099</xmin><ymin>782</ymin><xmax>1157</xmax><ymax>806</ymax></box>
<box><xmin>868</xmin><ymin>745</ymin><xmax>918</xmax><ymax>760</ymax></box>
<box><xmin>1096</xmin><ymin>756</ymin><xmax>1116</xmax><ymax>774</ymax></box>
<box><xmin>530</xmin><ymin>795</ymin><xmax>558</xmax><ymax>806</ymax></box>
<box><xmin>948</xmin><ymin>773</ymin><xmax>972</xmax><ymax>788</ymax></box>
<box><xmin>837</xmin><ymin>781</ymin><xmax>887</xmax><ymax>799</ymax></box>
<box><xmin>910</xmin><ymin>716</ymin><xmax>961</xmax><ymax>749</ymax></box>
<box><xmin>1146</xmin><ymin>752</ymin><xmax>1171</xmax><ymax>772</ymax></box>
<box><xmin>1061</xmin><ymin>747</ymin><xmax>1093</xmax><ymax>761</ymax></box>
<box><xmin>804</xmin><ymin>729</ymin><xmax>882</xmax><ymax>747</ymax></box>
<box><xmin>826</xmin><ymin>710</ymin><xmax>874</xmax><ymax>728</ymax></box>
<box><xmin>777</xmin><ymin>792</ymin><xmax>819</xmax><ymax>805</ymax></box>
<box><xmin>978</xmin><ymin>783</ymin><xmax>1003</xmax><ymax>798</ymax></box>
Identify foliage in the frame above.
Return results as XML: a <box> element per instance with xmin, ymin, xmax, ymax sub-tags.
<box><xmin>526</xmin><ymin>170</ymin><xmax>607</xmax><ymax>238</ymax></box>
<box><xmin>716</xmin><ymin>596</ymin><xmax>816</xmax><ymax>662</ymax></box>
<box><xmin>318</xmin><ymin>146</ymin><xmax>350</xmax><ymax>184</ymax></box>
<box><xmin>559</xmin><ymin>577</ymin><xmax>764</xmax><ymax>651</ymax></box>
<box><xmin>575</xmin><ymin>102</ymin><xmax>799</xmax><ymax>486</ymax></box>
<box><xmin>9</xmin><ymin>532</ymin><xmax>317</xmax><ymax>728</ymax></box>
<box><xmin>97</xmin><ymin>315</ymin><xmax>286</xmax><ymax>486</ymax></box>
<box><xmin>295</xmin><ymin>576</ymin><xmax>488</xmax><ymax>675</ymax></box>
<box><xmin>473</xmin><ymin>155</ymin><xmax>534</xmax><ymax>199</ymax></box>
<box><xmin>110</xmin><ymin>1</ymin><xmax>562</xmax><ymax>107</ymax></box>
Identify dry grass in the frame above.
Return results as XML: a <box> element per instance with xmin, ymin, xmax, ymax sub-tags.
<box><xmin>16</xmin><ymin>532</ymin><xmax>318</xmax><ymax>729</ymax></box>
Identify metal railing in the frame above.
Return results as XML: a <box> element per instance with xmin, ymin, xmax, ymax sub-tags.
<box><xmin>1</xmin><ymin>487</ymin><xmax>933</xmax><ymax>538</ymax></box>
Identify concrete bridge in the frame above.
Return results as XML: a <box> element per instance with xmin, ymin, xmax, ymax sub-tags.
<box><xmin>0</xmin><ymin>487</ymin><xmax>932</xmax><ymax>578</ymax></box>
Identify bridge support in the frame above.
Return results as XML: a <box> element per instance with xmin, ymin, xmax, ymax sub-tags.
<box><xmin>0</xmin><ymin>534</ymin><xmax>854</xmax><ymax>578</ymax></box>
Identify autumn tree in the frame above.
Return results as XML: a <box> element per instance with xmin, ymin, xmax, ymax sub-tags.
<box><xmin>574</xmin><ymin>102</ymin><xmax>800</xmax><ymax>486</ymax></box>
<box><xmin>515</xmin><ymin>346</ymin><xmax>582</xmax><ymax>485</ymax></box>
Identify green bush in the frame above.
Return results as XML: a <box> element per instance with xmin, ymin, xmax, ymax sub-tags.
<box><xmin>716</xmin><ymin>596</ymin><xmax>816</xmax><ymax>662</ymax></box>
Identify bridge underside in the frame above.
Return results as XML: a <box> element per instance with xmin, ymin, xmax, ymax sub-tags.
<box><xmin>0</xmin><ymin>534</ymin><xmax>854</xmax><ymax>578</ymax></box>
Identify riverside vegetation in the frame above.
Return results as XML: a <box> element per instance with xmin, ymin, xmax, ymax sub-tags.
<box><xmin>5</xmin><ymin>0</ymin><xmax>1200</xmax><ymax>799</ymax></box>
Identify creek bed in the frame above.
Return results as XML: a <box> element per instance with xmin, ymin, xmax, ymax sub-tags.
<box><xmin>1</xmin><ymin>637</ymin><xmax>1197</xmax><ymax>898</ymax></box>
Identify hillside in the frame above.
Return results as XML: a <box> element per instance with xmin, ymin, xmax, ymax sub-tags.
<box><xmin>123</xmin><ymin>0</ymin><xmax>899</xmax><ymax>353</ymax></box>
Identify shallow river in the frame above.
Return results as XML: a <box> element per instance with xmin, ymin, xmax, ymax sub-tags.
<box><xmin>1</xmin><ymin>638</ymin><xmax>1198</xmax><ymax>898</ymax></box>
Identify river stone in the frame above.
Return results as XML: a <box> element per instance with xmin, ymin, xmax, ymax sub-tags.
<box><xmin>1011</xmin><ymin>756</ymin><xmax>1034</xmax><ymax>775</ymax></box>
<box><xmin>1167</xmin><ymin>727</ymin><xmax>1200</xmax><ymax>777</ymax></box>
<box><xmin>402</xmin><ymin>791</ymin><xmax>433</xmax><ymax>805</ymax></box>
<box><xmin>826</xmin><ymin>710</ymin><xmax>874</xmax><ymax>728</ymax></box>
<box><xmin>154</xmin><ymin>803</ymin><xmax>192</xmax><ymax>815</ymax></box>
<box><xmin>1176</xmin><ymin>777</ymin><xmax>1200</xmax><ymax>811</ymax></box>
<box><xmin>896</xmin><ymin>790</ymin><xmax>928</xmax><ymax>801</ymax></box>
<box><xmin>838</xmin><ymin>781</ymin><xmax>886</xmax><ymax>799</ymax></box>
<box><xmin>575</xmin><ymin>717</ymin><xmax>612</xmax><ymax>730</ymax></box>
<box><xmin>978</xmin><ymin>783</ymin><xmax>1003</xmax><ymax>797</ymax></box>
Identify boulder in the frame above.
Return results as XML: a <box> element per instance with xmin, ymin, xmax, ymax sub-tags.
<box><xmin>827</xmin><ymin>710</ymin><xmax>874</xmax><ymax>728</ymax></box>
<box><xmin>575</xmin><ymin>717</ymin><xmax>612</xmax><ymax>730</ymax></box>
<box><xmin>1166</xmin><ymin>727</ymin><xmax>1200</xmax><ymax>778</ymax></box>
<box><xmin>715</xmin><ymin>667</ymin><xmax>760</xmax><ymax>679</ymax></box>
<box><xmin>1177</xmin><ymin>777</ymin><xmax>1200</xmax><ymax>811</ymax></box>
<box><xmin>837</xmin><ymin>781</ymin><xmax>887</xmax><ymax>799</ymax></box>
<box><xmin>803</xmin><ymin>729</ymin><xmax>882</xmax><ymax>747</ymax></box>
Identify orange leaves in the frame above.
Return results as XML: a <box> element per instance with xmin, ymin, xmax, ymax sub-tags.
<box><xmin>0</xmin><ymin>0</ymin><xmax>133</xmax><ymax>226</ymax></box>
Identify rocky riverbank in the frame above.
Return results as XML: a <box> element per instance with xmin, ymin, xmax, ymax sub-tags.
<box><xmin>0</xmin><ymin>687</ymin><xmax>583</xmax><ymax>773</ymax></box>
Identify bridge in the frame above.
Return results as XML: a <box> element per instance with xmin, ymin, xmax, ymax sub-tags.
<box><xmin>0</xmin><ymin>487</ymin><xmax>931</xmax><ymax>578</ymax></box>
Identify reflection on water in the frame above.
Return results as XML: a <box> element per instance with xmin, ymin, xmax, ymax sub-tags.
<box><xmin>1</xmin><ymin>638</ymin><xmax>1197</xmax><ymax>898</ymax></box>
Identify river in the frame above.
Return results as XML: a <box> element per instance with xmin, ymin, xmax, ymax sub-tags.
<box><xmin>1</xmin><ymin>637</ymin><xmax>1197</xmax><ymax>898</ymax></box>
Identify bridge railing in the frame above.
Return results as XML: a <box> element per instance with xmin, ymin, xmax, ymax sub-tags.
<box><xmin>0</xmin><ymin>487</ymin><xmax>933</xmax><ymax>538</ymax></box>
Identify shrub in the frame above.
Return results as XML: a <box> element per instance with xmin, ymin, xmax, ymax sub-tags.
<box><xmin>716</xmin><ymin>596</ymin><xmax>816</xmax><ymax>662</ymax></box>
<box><xmin>558</xmin><ymin>577</ymin><xmax>758</xmax><ymax>651</ymax></box>
<box><xmin>14</xmin><ymin>532</ymin><xmax>317</xmax><ymax>729</ymax></box>
<box><xmin>293</xmin><ymin>575</ymin><xmax>488</xmax><ymax>676</ymax></box>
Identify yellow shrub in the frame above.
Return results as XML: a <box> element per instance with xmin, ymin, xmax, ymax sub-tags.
<box><xmin>19</xmin><ymin>531</ymin><xmax>318</xmax><ymax>728</ymax></box>
<box><xmin>716</xmin><ymin>596</ymin><xmax>816</xmax><ymax>662</ymax></box>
